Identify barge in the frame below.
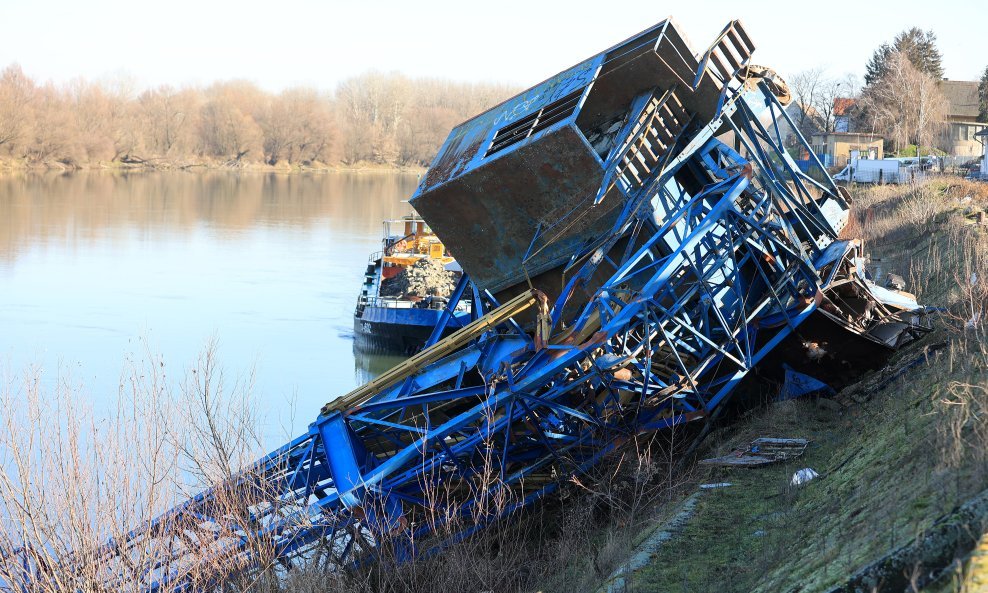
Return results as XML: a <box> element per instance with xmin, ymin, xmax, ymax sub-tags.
<box><xmin>353</xmin><ymin>214</ymin><xmax>471</xmax><ymax>353</ymax></box>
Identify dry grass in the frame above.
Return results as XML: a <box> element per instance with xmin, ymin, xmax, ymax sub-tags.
<box><xmin>273</xmin><ymin>431</ymin><xmax>700</xmax><ymax>593</ymax></box>
<box><xmin>848</xmin><ymin>178</ymin><xmax>988</xmax><ymax>480</ymax></box>
<box><xmin>0</xmin><ymin>339</ymin><xmax>283</xmax><ymax>592</ymax></box>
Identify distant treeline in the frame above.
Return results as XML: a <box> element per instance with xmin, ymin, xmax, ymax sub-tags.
<box><xmin>0</xmin><ymin>65</ymin><xmax>517</xmax><ymax>169</ymax></box>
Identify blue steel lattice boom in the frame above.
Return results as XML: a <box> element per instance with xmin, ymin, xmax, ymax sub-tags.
<box><xmin>7</xmin><ymin>18</ymin><xmax>932</xmax><ymax>591</ymax></box>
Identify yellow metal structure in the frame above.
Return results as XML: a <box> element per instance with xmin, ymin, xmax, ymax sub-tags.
<box><xmin>323</xmin><ymin>289</ymin><xmax>538</xmax><ymax>416</ymax></box>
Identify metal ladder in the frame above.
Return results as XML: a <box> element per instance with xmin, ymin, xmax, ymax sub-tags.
<box><xmin>693</xmin><ymin>19</ymin><xmax>755</xmax><ymax>90</ymax></box>
<box><xmin>613</xmin><ymin>89</ymin><xmax>691</xmax><ymax>193</ymax></box>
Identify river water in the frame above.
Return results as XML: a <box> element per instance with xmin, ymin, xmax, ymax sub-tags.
<box><xmin>0</xmin><ymin>171</ymin><xmax>416</xmax><ymax>443</ymax></box>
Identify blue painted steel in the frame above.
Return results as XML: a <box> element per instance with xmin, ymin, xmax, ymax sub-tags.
<box><xmin>358</xmin><ymin>304</ymin><xmax>468</xmax><ymax>329</ymax></box>
<box><xmin>9</xmin><ymin>20</ymin><xmax>892</xmax><ymax>592</ymax></box>
<box><xmin>779</xmin><ymin>364</ymin><xmax>835</xmax><ymax>400</ymax></box>
<box><xmin>795</xmin><ymin>154</ymin><xmax>834</xmax><ymax>170</ymax></box>
<box><xmin>423</xmin><ymin>273</ymin><xmax>472</xmax><ymax>347</ymax></box>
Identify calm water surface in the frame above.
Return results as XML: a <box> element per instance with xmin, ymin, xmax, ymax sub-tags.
<box><xmin>0</xmin><ymin>171</ymin><xmax>414</xmax><ymax>443</ymax></box>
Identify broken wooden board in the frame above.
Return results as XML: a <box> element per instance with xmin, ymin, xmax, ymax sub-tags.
<box><xmin>700</xmin><ymin>437</ymin><xmax>809</xmax><ymax>467</ymax></box>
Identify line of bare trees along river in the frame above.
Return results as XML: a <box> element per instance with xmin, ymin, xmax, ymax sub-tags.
<box><xmin>0</xmin><ymin>66</ymin><xmax>518</xmax><ymax>170</ymax></box>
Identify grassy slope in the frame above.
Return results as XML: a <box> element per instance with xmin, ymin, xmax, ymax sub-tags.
<box><xmin>631</xmin><ymin>337</ymin><xmax>969</xmax><ymax>592</ymax></box>
<box><xmin>621</xmin><ymin>177</ymin><xmax>988</xmax><ymax>593</ymax></box>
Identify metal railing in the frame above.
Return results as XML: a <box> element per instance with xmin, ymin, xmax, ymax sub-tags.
<box><xmin>357</xmin><ymin>294</ymin><xmax>471</xmax><ymax>312</ymax></box>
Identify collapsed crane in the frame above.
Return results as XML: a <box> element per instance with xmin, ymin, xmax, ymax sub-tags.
<box><xmin>10</xmin><ymin>18</ymin><xmax>931</xmax><ymax>591</ymax></box>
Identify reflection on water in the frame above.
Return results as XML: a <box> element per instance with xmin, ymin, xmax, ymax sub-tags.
<box><xmin>0</xmin><ymin>171</ymin><xmax>418</xmax><ymax>442</ymax></box>
<box><xmin>353</xmin><ymin>351</ymin><xmax>408</xmax><ymax>386</ymax></box>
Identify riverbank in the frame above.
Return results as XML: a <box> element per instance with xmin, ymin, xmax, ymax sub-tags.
<box><xmin>0</xmin><ymin>157</ymin><xmax>427</xmax><ymax>176</ymax></box>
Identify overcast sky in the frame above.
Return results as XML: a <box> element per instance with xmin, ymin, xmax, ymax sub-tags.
<box><xmin>1</xmin><ymin>0</ymin><xmax>984</xmax><ymax>93</ymax></box>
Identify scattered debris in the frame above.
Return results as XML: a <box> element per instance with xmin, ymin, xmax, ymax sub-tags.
<box><xmin>961</xmin><ymin>205</ymin><xmax>987</xmax><ymax>226</ymax></box>
<box><xmin>701</xmin><ymin>438</ymin><xmax>809</xmax><ymax>467</ymax></box>
<box><xmin>379</xmin><ymin>257</ymin><xmax>456</xmax><ymax>298</ymax></box>
<box><xmin>885</xmin><ymin>273</ymin><xmax>906</xmax><ymax>291</ymax></box>
<box><xmin>790</xmin><ymin>468</ymin><xmax>820</xmax><ymax>486</ymax></box>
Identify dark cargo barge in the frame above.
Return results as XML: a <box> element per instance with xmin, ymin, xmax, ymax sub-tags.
<box><xmin>353</xmin><ymin>214</ymin><xmax>471</xmax><ymax>354</ymax></box>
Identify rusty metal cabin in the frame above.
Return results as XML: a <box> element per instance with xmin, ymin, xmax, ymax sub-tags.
<box><xmin>410</xmin><ymin>19</ymin><xmax>753</xmax><ymax>299</ymax></box>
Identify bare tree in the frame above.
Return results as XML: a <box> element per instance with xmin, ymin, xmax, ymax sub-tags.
<box><xmin>174</xmin><ymin>338</ymin><xmax>262</xmax><ymax>482</ymax></box>
<box><xmin>0</xmin><ymin>64</ymin><xmax>34</xmax><ymax>153</ymax></box>
<box><xmin>788</xmin><ymin>69</ymin><xmax>860</xmax><ymax>137</ymax></box>
<box><xmin>789</xmin><ymin>67</ymin><xmax>825</xmax><ymax>137</ymax></box>
<box><xmin>198</xmin><ymin>97</ymin><xmax>263</xmax><ymax>164</ymax></box>
<box><xmin>0</xmin><ymin>64</ymin><xmax>517</xmax><ymax>168</ymax></box>
<box><xmin>138</xmin><ymin>85</ymin><xmax>198</xmax><ymax>158</ymax></box>
<box><xmin>859</xmin><ymin>51</ymin><xmax>949</xmax><ymax>154</ymax></box>
<box><xmin>814</xmin><ymin>74</ymin><xmax>859</xmax><ymax>133</ymax></box>
<box><xmin>259</xmin><ymin>88</ymin><xmax>335</xmax><ymax>165</ymax></box>
<box><xmin>0</xmin><ymin>342</ymin><xmax>277</xmax><ymax>592</ymax></box>
<box><xmin>27</xmin><ymin>83</ymin><xmax>81</xmax><ymax>165</ymax></box>
<box><xmin>68</xmin><ymin>78</ymin><xmax>139</xmax><ymax>162</ymax></box>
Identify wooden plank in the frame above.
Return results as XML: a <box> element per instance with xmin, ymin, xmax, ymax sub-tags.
<box><xmin>624</xmin><ymin>162</ymin><xmax>643</xmax><ymax>184</ymax></box>
<box><xmin>669</xmin><ymin>93</ymin><xmax>688</xmax><ymax>121</ymax></box>
<box><xmin>633</xmin><ymin>147</ymin><xmax>650</xmax><ymax>169</ymax></box>
<box><xmin>699</xmin><ymin>437</ymin><xmax>808</xmax><ymax>467</ymax></box>
<box><xmin>640</xmin><ymin>137</ymin><xmax>660</xmax><ymax>162</ymax></box>
<box><xmin>699</xmin><ymin>454</ymin><xmax>777</xmax><ymax>467</ymax></box>
<box><xmin>646</xmin><ymin>125</ymin><xmax>668</xmax><ymax>146</ymax></box>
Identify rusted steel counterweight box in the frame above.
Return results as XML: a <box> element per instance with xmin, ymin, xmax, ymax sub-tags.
<box><xmin>410</xmin><ymin>19</ymin><xmax>731</xmax><ymax>299</ymax></box>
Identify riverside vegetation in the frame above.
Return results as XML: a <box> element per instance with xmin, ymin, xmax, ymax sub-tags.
<box><xmin>1</xmin><ymin>177</ymin><xmax>987</xmax><ymax>592</ymax></box>
<box><xmin>0</xmin><ymin>65</ymin><xmax>517</xmax><ymax>171</ymax></box>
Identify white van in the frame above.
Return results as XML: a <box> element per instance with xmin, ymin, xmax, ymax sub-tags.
<box><xmin>833</xmin><ymin>159</ymin><xmax>920</xmax><ymax>184</ymax></box>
